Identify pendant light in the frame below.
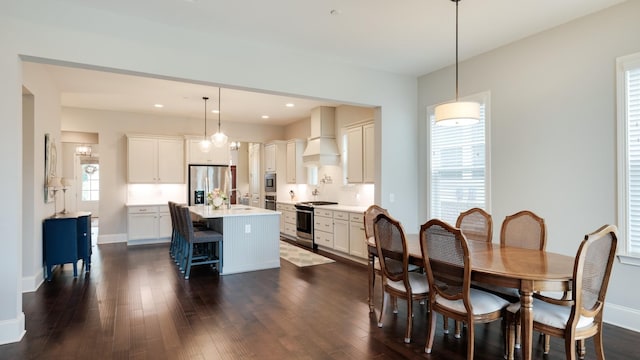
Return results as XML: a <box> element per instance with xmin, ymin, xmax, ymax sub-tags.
<box><xmin>199</xmin><ymin>96</ymin><xmax>212</xmax><ymax>153</ymax></box>
<box><xmin>211</xmin><ymin>87</ymin><xmax>228</xmax><ymax>147</ymax></box>
<box><xmin>434</xmin><ymin>0</ymin><xmax>480</xmax><ymax>126</ymax></box>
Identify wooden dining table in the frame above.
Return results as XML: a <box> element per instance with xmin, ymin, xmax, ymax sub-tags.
<box><xmin>368</xmin><ymin>234</ymin><xmax>574</xmax><ymax>360</ymax></box>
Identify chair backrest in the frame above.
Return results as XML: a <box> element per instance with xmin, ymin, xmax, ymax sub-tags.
<box><xmin>419</xmin><ymin>219</ymin><xmax>471</xmax><ymax>306</ymax></box>
<box><xmin>456</xmin><ymin>207</ymin><xmax>493</xmax><ymax>243</ymax></box>
<box><xmin>364</xmin><ymin>205</ymin><xmax>390</xmax><ymax>240</ymax></box>
<box><xmin>373</xmin><ymin>213</ymin><xmax>409</xmax><ymax>286</ymax></box>
<box><xmin>177</xmin><ymin>205</ymin><xmax>195</xmax><ymax>242</ymax></box>
<box><xmin>570</xmin><ymin>224</ymin><xmax>617</xmax><ymax>328</ymax></box>
<box><xmin>500</xmin><ymin>210</ymin><xmax>546</xmax><ymax>250</ymax></box>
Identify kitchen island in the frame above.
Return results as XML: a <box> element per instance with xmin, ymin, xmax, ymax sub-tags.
<box><xmin>189</xmin><ymin>205</ymin><xmax>281</xmax><ymax>275</ymax></box>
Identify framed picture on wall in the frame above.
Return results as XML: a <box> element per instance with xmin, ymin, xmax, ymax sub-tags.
<box><xmin>44</xmin><ymin>133</ymin><xmax>57</xmax><ymax>203</ymax></box>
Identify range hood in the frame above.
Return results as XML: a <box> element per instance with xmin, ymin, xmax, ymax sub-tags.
<box><xmin>303</xmin><ymin>106</ymin><xmax>340</xmax><ymax>167</ymax></box>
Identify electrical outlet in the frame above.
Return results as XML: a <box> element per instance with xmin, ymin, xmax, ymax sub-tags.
<box><xmin>389</xmin><ymin>193</ymin><xmax>395</xmax><ymax>203</ymax></box>
<box><xmin>245</xmin><ymin>224</ymin><xmax>251</xmax><ymax>233</ymax></box>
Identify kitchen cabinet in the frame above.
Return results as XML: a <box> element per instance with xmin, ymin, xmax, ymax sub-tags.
<box><xmin>127</xmin><ymin>135</ymin><xmax>184</xmax><ymax>183</ymax></box>
<box><xmin>186</xmin><ymin>137</ymin><xmax>230</xmax><ymax>165</ymax></box>
<box><xmin>333</xmin><ymin>211</ymin><xmax>349</xmax><ymax>253</ymax></box>
<box><xmin>286</xmin><ymin>139</ymin><xmax>306</xmax><ymax>184</ymax></box>
<box><xmin>43</xmin><ymin>212</ymin><xmax>92</xmax><ymax>281</ymax></box>
<box><xmin>127</xmin><ymin>205</ymin><xmax>171</xmax><ymax>245</ymax></box>
<box><xmin>276</xmin><ymin>202</ymin><xmax>297</xmax><ymax>238</ymax></box>
<box><xmin>264</xmin><ymin>143</ymin><xmax>277</xmax><ymax>173</ymax></box>
<box><xmin>314</xmin><ymin>208</ymin><xmax>334</xmax><ymax>248</ymax></box>
<box><xmin>264</xmin><ymin>141</ymin><xmax>286</xmax><ymax>175</ymax></box>
<box><xmin>345</xmin><ymin>122</ymin><xmax>375</xmax><ymax>184</ymax></box>
<box><xmin>349</xmin><ymin>213</ymin><xmax>367</xmax><ymax>258</ymax></box>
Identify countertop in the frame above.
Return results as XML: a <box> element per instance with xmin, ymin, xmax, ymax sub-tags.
<box><xmin>189</xmin><ymin>205</ymin><xmax>280</xmax><ymax>219</ymax></box>
<box><xmin>276</xmin><ymin>201</ymin><xmax>368</xmax><ymax>214</ymax></box>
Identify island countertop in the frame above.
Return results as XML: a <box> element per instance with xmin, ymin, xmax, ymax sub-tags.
<box><xmin>189</xmin><ymin>204</ymin><xmax>280</xmax><ymax>219</ymax></box>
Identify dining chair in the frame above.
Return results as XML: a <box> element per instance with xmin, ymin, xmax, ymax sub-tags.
<box><xmin>374</xmin><ymin>213</ymin><xmax>429</xmax><ymax>343</ymax></box>
<box><xmin>364</xmin><ymin>205</ymin><xmax>391</xmax><ymax>313</ymax></box>
<box><xmin>501</xmin><ymin>210</ymin><xmax>546</xmax><ymax>251</ymax></box>
<box><xmin>177</xmin><ymin>205</ymin><xmax>223</xmax><ymax>279</ymax></box>
<box><xmin>506</xmin><ymin>224</ymin><xmax>617</xmax><ymax>360</ymax></box>
<box><xmin>456</xmin><ymin>207</ymin><xmax>493</xmax><ymax>243</ymax></box>
<box><xmin>420</xmin><ymin>218</ymin><xmax>510</xmax><ymax>359</ymax></box>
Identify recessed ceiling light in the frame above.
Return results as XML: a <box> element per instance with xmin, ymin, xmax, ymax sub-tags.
<box><xmin>154</xmin><ymin>104</ymin><xmax>164</xmax><ymax>108</ymax></box>
<box><xmin>261</xmin><ymin>115</ymin><xmax>270</xmax><ymax>119</ymax></box>
<box><xmin>211</xmin><ymin>110</ymin><xmax>219</xmax><ymax>114</ymax></box>
<box><xmin>285</xmin><ymin>103</ymin><xmax>295</xmax><ymax>108</ymax></box>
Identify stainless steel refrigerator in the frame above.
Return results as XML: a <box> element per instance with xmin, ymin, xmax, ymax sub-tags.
<box><xmin>188</xmin><ymin>165</ymin><xmax>232</xmax><ymax>205</ymax></box>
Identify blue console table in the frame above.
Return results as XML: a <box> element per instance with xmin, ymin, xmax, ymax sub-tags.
<box><xmin>43</xmin><ymin>211</ymin><xmax>92</xmax><ymax>281</ymax></box>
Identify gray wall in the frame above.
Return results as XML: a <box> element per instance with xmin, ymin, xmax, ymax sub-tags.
<box><xmin>418</xmin><ymin>0</ymin><xmax>640</xmax><ymax>330</ymax></box>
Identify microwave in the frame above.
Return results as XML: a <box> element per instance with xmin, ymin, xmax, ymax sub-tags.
<box><xmin>265</xmin><ymin>173</ymin><xmax>276</xmax><ymax>193</ymax></box>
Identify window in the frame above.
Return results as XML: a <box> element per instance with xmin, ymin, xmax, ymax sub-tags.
<box><xmin>81</xmin><ymin>162</ymin><xmax>99</xmax><ymax>201</ymax></box>
<box><xmin>428</xmin><ymin>92</ymin><xmax>490</xmax><ymax>224</ymax></box>
<box><xmin>617</xmin><ymin>52</ymin><xmax>640</xmax><ymax>264</ymax></box>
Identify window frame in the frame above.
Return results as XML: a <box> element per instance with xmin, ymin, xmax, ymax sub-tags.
<box><xmin>617</xmin><ymin>51</ymin><xmax>640</xmax><ymax>266</ymax></box>
<box><xmin>427</xmin><ymin>91</ymin><xmax>491</xmax><ymax>224</ymax></box>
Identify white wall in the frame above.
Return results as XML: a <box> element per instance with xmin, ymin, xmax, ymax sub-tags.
<box><xmin>2</xmin><ymin>0</ymin><xmax>417</xmax><ymax>344</ymax></box>
<box><xmin>418</xmin><ymin>0</ymin><xmax>640</xmax><ymax>331</ymax></box>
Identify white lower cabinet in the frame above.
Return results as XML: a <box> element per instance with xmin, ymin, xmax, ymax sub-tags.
<box><xmin>277</xmin><ymin>203</ymin><xmax>297</xmax><ymax>239</ymax></box>
<box><xmin>127</xmin><ymin>205</ymin><xmax>171</xmax><ymax>245</ymax></box>
<box><xmin>314</xmin><ymin>208</ymin><xmax>334</xmax><ymax>248</ymax></box>
<box><xmin>333</xmin><ymin>211</ymin><xmax>349</xmax><ymax>253</ymax></box>
<box><xmin>348</xmin><ymin>213</ymin><xmax>366</xmax><ymax>258</ymax></box>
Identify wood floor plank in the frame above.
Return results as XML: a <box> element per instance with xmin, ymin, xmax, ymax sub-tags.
<box><xmin>1</xmin><ymin>241</ymin><xmax>637</xmax><ymax>359</ymax></box>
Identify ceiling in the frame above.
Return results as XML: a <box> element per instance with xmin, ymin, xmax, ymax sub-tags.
<box><xmin>41</xmin><ymin>0</ymin><xmax>625</xmax><ymax>125</ymax></box>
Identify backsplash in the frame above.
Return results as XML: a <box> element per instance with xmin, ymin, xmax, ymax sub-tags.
<box><xmin>127</xmin><ymin>183</ymin><xmax>186</xmax><ymax>205</ymax></box>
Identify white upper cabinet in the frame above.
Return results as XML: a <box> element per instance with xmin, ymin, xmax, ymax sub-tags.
<box><xmin>186</xmin><ymin>138</ymin><xmax>230</xmax><ymax>165</ymax></box>
<box><xmin>264</xmin><ymin>143</ymin><xmax>277</xmax><ymax>173</ymax></box>
<box><xmin>346</xmin><ymin>122</ymin><xmax>375</xmax><ymax>184</ymax></box>
<box><xmin>286</xmin><ymin>139</ymin><xmax>306</xmax><ymax>184</ymax></box>
<box><xmin>127</xmin><ymin>135</ymin><xmax>184</xmax><ymax>183</ymax></box>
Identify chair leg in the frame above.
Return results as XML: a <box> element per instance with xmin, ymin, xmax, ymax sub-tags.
<box><xmin>594</xmin><ymin>330</ymin><xmax>605</xmax><ymax>360</ymax></box>
<box><xmin>404</xmin><ymin>298</ymin><xmax>413</xmax><ymax>343</ymax></box>
<box><xmin>454</xmin><ymin>320</ymin><xmax>462</xmax><ymax>339</ymax></box>
<box><xmin>565</xmin><ymin>335</ymin><xmax>577</xmax><ymax>360</ymax></box>
<box><xmin>184</xmin><ymin>243</ymin><xmax>194</xmax><ymax>279</ymax></box>
<box><xmin>425</xmin><ymin>309</ymin><xmax>437</xmax><ymax>353</ymax></box>
<box><xmin>466</xmin><ymin>321</ymin><xmax>475</xmax><ymax>360</ymax></box>
<box><xmin>544</xmin><ymin>334</ymin><xmax>550</xmax><ymax>354</ymax></box>
<box><xmin>507</xmin><ymin>318</ymin><xmax>516</xmax><ymax>360</ymax></box>
<box><xmin>368</xmin><ymin>257</ymin><xmax>375</xmax><ymax>313</ymax></box>
<box><xmin>378</xmin><ymin>291</ymin><xmax>387</xmax><ymax>327</ymax></box>
<box><xmin>577</xmin><ymin>339</ymin><xmax>586</xmax><ymax>360</ymax></box>
<box><xmin>443</xmin><ymin>315</ymin><xmax>449</xmax><ymax>334</ymax></box>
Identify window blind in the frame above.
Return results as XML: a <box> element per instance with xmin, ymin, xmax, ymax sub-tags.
<box><xmin>626</xmin><ymin>67</ymin><xmax>640</xmax><ymax>254</ymax></box>
<box><xmin>429</xmin><ymin>103</ymin><xmax>486</xmax><ymax>224</ymax></box>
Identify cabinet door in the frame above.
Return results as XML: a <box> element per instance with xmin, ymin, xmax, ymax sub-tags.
<box><xmin>333</xmin><ymin>219</ymin><xmax>349</xmax><ymax>253</ymax></box>
<box><xmin>157</xmin><ymin>139</ymin><xmax>184</xmax><ymax>183</ymax></box>
<box><xmin>128</xmin><ymin>137</ymin><xmax>157</xmax><ymax>183</ymax></box>
<box><xmin>286</xmin><ymin>141</ymin><xmax>296</xmax><ymax>183</ymax></box>
<box><xmin>128</xmin><ymin>213</ymin><xmax>158</xmax><ymax>240</ymax></box>
<box><xmin>363</xmin><ymin>123</ymin><xmax>375</xmax><ymax>183</ymax></box>
<box><xmin>188</xmin><ymin>139</ymin><xmax>209</xmax><ymax>164</ymax></box>
<box><xmin>264</xmin><ymin>143</ymin><xmax>276</xmax><ymax>173</ymax></box>
<box><xmin>346</xmin><ymin>127</ymin><xmax>363</xmax><ymax>183</ymax></box>
<box><xmin>158</xmin><ymin>212</ymin><xmax>172</xmax><ymax>238</ymax></box>
<box><xmin>349</xmin><ymin>221</ymin><xmax>367</xmax><ymax>258</ymax></box>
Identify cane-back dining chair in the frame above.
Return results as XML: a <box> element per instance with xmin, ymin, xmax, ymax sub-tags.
<box><xmin>420</xmin><ymin>218</ymin><xmax>510</xmax><ymax>358</ymax></box>
<box><xmin>456</xmin><ymin>207</ymin><xmax>493</xmax><ymax>243</ymax></box>
<box><xmin>374</xmin><ymin>213</ymin><xmax>429</xmax><ymax>343</ymax></box>
<box><xmin>364</xmin><ymin>205</ymin><xmax>391</xmax><ymax>313</ymax></box>
<box><xmin>506</xmin><ymin>224</ymin><xmax>617</xmax><ymax>360</ymax></box>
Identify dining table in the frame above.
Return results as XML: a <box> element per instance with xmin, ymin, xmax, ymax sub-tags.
<box><xmin>368</xmin><ymin>234</ymin><xmax>574</xmax><ymax>360</ymax></box>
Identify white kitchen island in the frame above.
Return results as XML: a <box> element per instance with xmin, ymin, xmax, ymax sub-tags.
<box><xmin>189</xmin><ymin>205</ymin><xmax>281</xmax><ymax>275</ymax></box>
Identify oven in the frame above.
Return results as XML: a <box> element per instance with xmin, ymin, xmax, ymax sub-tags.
<box><xmin>295</xmin><ymin>204</ymin><xmax>314</xmax><ymax>249</ymax></box>
<box><xmin>295</xmin><ymin>201</ymin><xmax>338</xmax><ymax>250</ymax></box>
<box><xmin>265</xmin><ymin>173</ymin><xmax>276</xmax><ymax>193</ymax></box>
<box><xmin>265</xmin><ymin>194</ymin><xmax>277</xmax><ymax>211</ymax></box>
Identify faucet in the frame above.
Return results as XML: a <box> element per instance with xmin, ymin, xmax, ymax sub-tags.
<box><xmin>227</xmin><ymin>188</ymin><xmax>238</xmax><ymax>209</ymax></box>
<box><xmin>312</xmin><ymin>187</ymin><xmax>320</xmax><ymax>200</ymax></box>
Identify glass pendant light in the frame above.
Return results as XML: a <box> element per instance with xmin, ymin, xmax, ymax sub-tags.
<box><xmin>199</xmin><ymin>96</ymin><xmax>212</xmax><ymax>153</ymax></box>
<box><xmin>434</xmin><ymin>0</ymin><xmax>480</xmax><ymax>126</ymax></box>
<box><xmin>211</xmin><ymin>87</ymin><xmax>228</xmax><ymax>147</ymax></box>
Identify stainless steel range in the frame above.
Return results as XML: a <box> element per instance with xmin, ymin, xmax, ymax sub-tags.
<box><xmin>294</xmin><ymin>201</ymin><xmax>338</xmax><ymax>249</ymax></box>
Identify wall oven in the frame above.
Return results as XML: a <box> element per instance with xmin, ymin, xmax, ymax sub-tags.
<box><xmin>294</xmin><ymin>201</ymin><xmax>338</xmax><ymax>249</ymax></box>
<box><xmin>265</xmin><ymin>173</ymin><xmax>276</xmax><ymax>193</ymax></box>
<box><xmin>265</xmin><ymin>194</ymin><xmax>277</xmax><ymax>211</ymax></box>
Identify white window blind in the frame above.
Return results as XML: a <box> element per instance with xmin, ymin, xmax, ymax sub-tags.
<box><xmin>428</xmin><ymin>95</ymin><xmax>488</xmax><ymax>225</ymax></box>
<box><xmin>620</xmin><ymin>55</ymin><xmax>640</xmax><ymax>259</ymax></box>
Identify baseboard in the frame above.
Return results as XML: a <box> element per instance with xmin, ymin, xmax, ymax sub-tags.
<box><xmin>604</xmin><ymin>302</ymin><xmax>640</xmax><ymax>332</ymax></box>
<box><xmin>127</xmin><ymin>238</ymin><xmax>171</xmax><ymax>246</ymax></box>
<box><xmin>0</xmin><ymin>312</ymin><xmax>25</xmax><ymax>345</ymax></box>
<box><xmin>21</xmin><ymin>269</ymin><xmax>44</xmax><ymax>293</ymax></box>
<box><xmin>98</xmin><ymin>233</ymin><xmax>127</xmax><ymax>244</ymax></box>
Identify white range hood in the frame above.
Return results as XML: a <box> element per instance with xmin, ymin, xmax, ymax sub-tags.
<box><xmin>303</xmin><ymin>106</ymin><xmax>340</xmax><ymax>167</ymax></box>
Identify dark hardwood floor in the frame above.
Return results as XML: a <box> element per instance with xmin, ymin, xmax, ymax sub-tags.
<box><xmin>1</xmin><ymin>241</ymin><xmax>636</xmax><ymax>359</ymax></box>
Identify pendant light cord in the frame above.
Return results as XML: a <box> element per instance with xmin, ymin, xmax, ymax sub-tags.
<box><xmin>455</xmin><ymin>0</ymin><xmax>459</xmax><ymax>102</ymax></box>
<box><xmin>217</xmin><ymin>87</ymin><xmax>222</xmax><ymax>132</ymax></box>
<box><xmin>203</xmin><ymin>96</ymin><xmax>208</xmax><ymax>138</ymax></box>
